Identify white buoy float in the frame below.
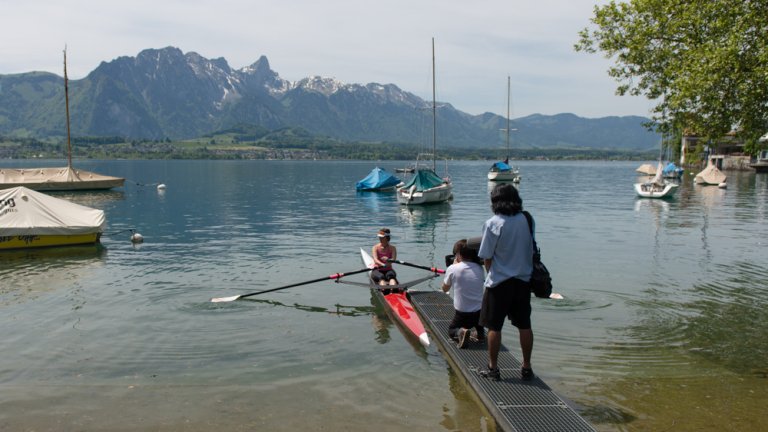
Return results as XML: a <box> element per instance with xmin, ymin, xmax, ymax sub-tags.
<box><xmin>157</xmin><ymin>184</ymin><xmax>166</xmax><ymax>190</ymax></box>
<box><xmin>130</xmin><ymin>232</ymin><xmax>144</xmax><ymax>243</ymax></box>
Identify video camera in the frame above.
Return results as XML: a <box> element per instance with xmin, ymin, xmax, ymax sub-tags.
<box><xmin>444</xmin><ymin>236</ymin><xmax>482</xmax><ymax>268</ymax></box>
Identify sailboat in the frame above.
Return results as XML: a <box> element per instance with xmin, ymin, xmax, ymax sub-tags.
<box><xmin>0</xmin><ymin>49</ymin><xmax>124</xmax><ymax>191</ymax></box>
<box><xmin>634</xmin><ymin>127</ymin><xmax>679</xmax><ymax>199</ymax></box>
<box><xmin>487</xmin><ymin>76</ymin><xmax>520</xmax><ymax>183</ymax></box>
<box><xmin>396</xmin><ymin>38</ymin><xmax>452</xmax><ymax>205</ymax></box>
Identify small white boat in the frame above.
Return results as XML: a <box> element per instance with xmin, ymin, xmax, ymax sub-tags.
<box><xmin>634</xmin><ymin>180</ymin><xmax>679</xmax><ymax>198</ymax></box>
<box><xmin>634</xmin><ymin>161</ymin><xmax>678</xmax><ymax>199</ymax></box>
<box><xmin>488</xmin><ymin>76</ymin><xmax>521</xmax><ymax>183</ymax></box>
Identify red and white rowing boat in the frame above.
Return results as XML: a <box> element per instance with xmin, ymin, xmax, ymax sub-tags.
<box><xmin>359</xmin><ymin>248</ymin><xmax>432</xmax><ymax>346</ymax></box>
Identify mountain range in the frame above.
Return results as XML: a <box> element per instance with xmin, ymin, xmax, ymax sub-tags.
<box><xmin>0</xmin><ymin>47</ymin><xmax>659</xmax><ymax>151</ymax></box>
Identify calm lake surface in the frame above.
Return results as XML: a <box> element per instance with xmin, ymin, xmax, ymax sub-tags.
<box><xmin>1</xmin><ymin>159</ymin><xmax>766</xmax><ymax>431</ymax></box>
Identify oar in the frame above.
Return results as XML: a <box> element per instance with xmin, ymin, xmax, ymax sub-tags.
<box><xmin>387</xmin><ymin>259</ymin><xmax>445</xmax><ymax>274</ymax></box>
<box><xmin>211</xmin><ymin>268</ymin><xmax>373</xmax><ymax>303</ymax></box>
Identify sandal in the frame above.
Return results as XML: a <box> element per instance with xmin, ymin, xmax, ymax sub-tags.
<box><xmin>521</xmin><ymin>367</ymin><xmax>534</xmax><ymax>381</ymax></box>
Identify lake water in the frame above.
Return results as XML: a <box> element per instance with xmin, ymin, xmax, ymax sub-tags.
<box><xmin>1</xmin><ymin>159</ymin><xmax>766</xmax><ymax>431</ymax></box>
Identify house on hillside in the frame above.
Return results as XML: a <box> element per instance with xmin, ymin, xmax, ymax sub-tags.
<box><xmin>680</xmin><ymin>130</ymin><xmax>752</xmax><ymax>170</ymax></box>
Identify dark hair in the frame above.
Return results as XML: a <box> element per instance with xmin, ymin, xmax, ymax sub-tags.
<box><xmin>453</xmin><ymin>239</ymin><xmax>481</xmax><ymax>264</ymax></box>
<box><xmin>490</xmin><ymin>183</ymin><xmax>523</xmax><ymax>216</ymax></box>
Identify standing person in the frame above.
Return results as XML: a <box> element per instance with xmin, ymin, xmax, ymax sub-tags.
<box><xmin>477</xmin><ymin>183</ymin><xmax>535</xmax><ymax>381</ymax></box>
<box><xmin>441</xmin><ymin>239</ymin><xmax>485</xmax><ymax>348</ymax></box>
<box><xmin>371</xmin><ymin>228</ymin><xmax>398</xmax><ymax>287</ymax></box>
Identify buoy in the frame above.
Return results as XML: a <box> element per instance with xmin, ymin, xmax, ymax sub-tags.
<box><xmin>131</xmin><ymin>232</ymin><xmax>144</xmax><ymax>243</ymax></box>
<box><xmin>718</xmin><ymin>182</ymin><xmax>727</xmax><ymax>189</ymax></box>
<box><xmin>157</xmin><ymin>184</ymin><xmax>166</xmax><ymax>190</ymax></box>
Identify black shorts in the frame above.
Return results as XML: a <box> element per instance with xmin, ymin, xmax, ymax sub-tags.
<box><xmin>448</xmin><ymin>309</ymin><xmax>484</xmax><ymax>339</ymax></box>
<box><xmin>479</xmin><ymin>277</ymin><xmax>531</xmax><ymax>331</ymax></box>
<box><xmin>371</xmin><ymin>269</ymin><xmax>397</xmax><ymax>283</ymax></box>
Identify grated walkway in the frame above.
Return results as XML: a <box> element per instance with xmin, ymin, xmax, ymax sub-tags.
<box><xmin>409</xmin><ymin>290</ymin><xmax>597</xmax><ymax>432</ymax></box>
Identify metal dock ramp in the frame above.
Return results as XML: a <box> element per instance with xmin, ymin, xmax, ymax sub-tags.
<box><xmin>409</xmin><ymin>291</ymin><xmax>597</xmax><ymax>432</ymax></box>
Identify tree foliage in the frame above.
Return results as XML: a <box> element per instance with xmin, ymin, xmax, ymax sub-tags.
<box><xmin>575</xmin><ymin>0</ymin><xmax>768</xmax><ymax>152</ymax></box>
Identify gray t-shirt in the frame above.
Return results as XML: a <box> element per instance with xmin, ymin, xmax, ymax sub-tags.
<box><xmin>478</xmin><ymin>213</ymin><xmax>534</xmax><ymax>287</ymax></box>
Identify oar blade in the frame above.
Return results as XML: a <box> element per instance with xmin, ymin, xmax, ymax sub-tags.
<box><xmin>211</xmin><ymin>294</ymin><xmax>242</xmax><ymax>303</ymax></box>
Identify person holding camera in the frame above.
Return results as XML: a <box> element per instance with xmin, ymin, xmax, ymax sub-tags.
<box><xmin>371</xmin><ymin>228</ymin><xmax>398</xmax><ymax>287</ymax></box>
<box><xmin>441</xmin><ymin>239</ymin><xmax>485</xmax><ymax>348</ymax></box>
<box><xmin>477</xmin><ymin>183</ymin><xmax>535</xmax><ymax>382</ymax></box>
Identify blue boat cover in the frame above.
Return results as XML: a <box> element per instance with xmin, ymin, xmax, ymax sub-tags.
<box><xmin>491</xmin><ymin>161</ymin><xmax>512</xmax><ymax>171</ymax></box>
<box><xmin>356</xmin><ymin>167</ymin><xmax>401</xmax><ymax>190</ymax></box>
<box><xmin>662</xmin><ymin>162</ymin><xmax>681</xmax><ymax>175</ymax></box>
<box><xmin>399</xmin><ymin>169</ymin><xmax>445</xmax><ymax>191</ymax></box>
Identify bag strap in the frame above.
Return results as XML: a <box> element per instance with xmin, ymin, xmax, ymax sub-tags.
<box><xmin>522</xmin><ymin>210</ymin><xmax>538</xmax><ymax>253</ymax></box>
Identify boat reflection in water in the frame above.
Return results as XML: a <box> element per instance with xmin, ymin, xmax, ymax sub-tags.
<box><xmin>0</xmin><ymin>244</ymin><xmax>107</xmax><ymax>304</ymax></box>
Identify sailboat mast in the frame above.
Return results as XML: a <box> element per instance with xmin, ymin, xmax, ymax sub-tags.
<box><xmin>506</xmin><ymin>75</ymin><xmax>510</xmax><ymax>160</ymax></box>
<box><xmin>64</xmin><ymin>48</ymin><xmax>73</xmax><ymax>169</ymax></box>
<box><xmin>431</xmin><ymin>37</ymin><xmax>437</xmax><ymax>172</ymax></box>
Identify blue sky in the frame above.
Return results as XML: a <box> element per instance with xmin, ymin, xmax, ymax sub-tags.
<box><xmin>2</xmin><ymin>0</ymin><xmax>654</xmax><ymax>119</ymax></box>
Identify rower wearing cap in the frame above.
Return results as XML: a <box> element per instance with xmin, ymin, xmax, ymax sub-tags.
<box><xmin>371</xmin><ymin>228</ymin><xmax>398</xmax><ymax>286</ymax></box>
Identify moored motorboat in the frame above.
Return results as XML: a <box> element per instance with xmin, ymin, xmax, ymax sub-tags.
<box><xmin>0</xmin><ymin>186</ymin><xmax>105</xmax><ymax>250</ymax></box>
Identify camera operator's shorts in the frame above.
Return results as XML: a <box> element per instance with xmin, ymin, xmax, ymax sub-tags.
<box><xmin>479</xmin><ymin>277</ymin><xmax>531</xmax><ymax>331</ymax></box>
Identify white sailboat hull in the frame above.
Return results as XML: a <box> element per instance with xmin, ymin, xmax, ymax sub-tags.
<box><xmin>396</xmin><ymin>182</ymin><xmax>452</xmax><ymax>205</ymax></box>
<box><xmin>634</xmin><ymin>181</ymin><xmax>678</xmax><ymax>198</ymax></box>
<box><xmin>487</xmin><ymin>170</ymin><xmax>520</xmax><ymax>182</ymax></box>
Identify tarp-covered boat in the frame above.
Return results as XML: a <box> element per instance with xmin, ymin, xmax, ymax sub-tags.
<box><xmin>662</xmin><ymin>162</ymin><xmax>684</xmax><ymax>179</ymax></box>
<box><xmin>694</xmin><ymin>163</ymin><xmax>727</xmax><ymax>186</ymax></box>
<box><xmin>636</xmin><ymin>163</ymin><xmax>657</xmax><ymax>175</ymax></box>
<box><xmin>0</xmin><ymin>50</ymin><xmax>124</xmax><ymax>192</ymax></box>
<box><xmin>396</xmin><ymin>168</ymin><xmax>452</xmax><ymax>205</ymax></box>
<box><xmin>355</xmin><ymin>167</ymin><xmax>401</xmax><ymax>191</ymax></box>
<box><xmin>487</xmin><ymin>161</ymin><xmax>520</xmax><ymax>182</ymax></box>
<box><xmin>0</xmin><ymin>186</ymin><xmax>105</xmax><ymax>250</ymax></box>
<box><xmin>0</xmin><ymin>167</ymin><xmax>125</xmax><ymax>191</ymax></box>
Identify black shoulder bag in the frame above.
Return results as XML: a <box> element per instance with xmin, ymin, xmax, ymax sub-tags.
<box><xmin>522</xmin><ymin>211</ymin><xmax>553</xmax><ymax>298</ymax></box>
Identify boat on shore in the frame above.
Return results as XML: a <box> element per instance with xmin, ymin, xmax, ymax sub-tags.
<box><xmin>0</xmin><ymin>186</ymin><xmax>105</xmax><ymax>250</ymax></box>
<box><xmin>0</xmin><ymin>49</ymin><xmax>124</xmax><ymax>192</ymax></box>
